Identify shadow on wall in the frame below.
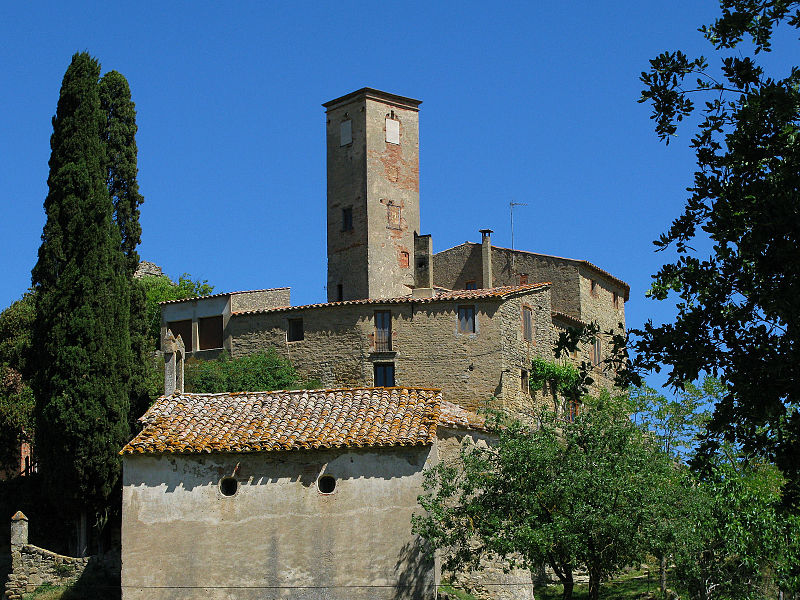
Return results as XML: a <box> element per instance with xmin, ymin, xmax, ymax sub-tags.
<box><xmin>392</xmin><ymin>537</ymin><xmax>436</xmax><ymax>600</ymax></box>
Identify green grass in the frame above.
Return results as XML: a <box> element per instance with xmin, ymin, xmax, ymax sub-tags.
<box><xmin>439</xmin><ymin>581</ymin><xmax>480</xmax><ymax>600</ymax></box>
<box><xmin>537</xmin><ymin>570</ymin><xmax>669</xmax><ymax>600</ymax></box>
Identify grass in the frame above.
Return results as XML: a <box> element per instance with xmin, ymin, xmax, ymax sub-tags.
<box><xmin>22</xmin><ymin>574</ymin><xmax>120</xmax><ymax>600</ymax></box>
<box><xmin>439</xmin><ymin>581</ymin><xmax>480</xmax><ymax>600</ymax></box>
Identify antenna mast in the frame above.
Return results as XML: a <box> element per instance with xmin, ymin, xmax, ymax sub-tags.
<box><xmin>510</xmin><ymin>201</ymin><xmax>528</xmax><ymax>275</ymax></box>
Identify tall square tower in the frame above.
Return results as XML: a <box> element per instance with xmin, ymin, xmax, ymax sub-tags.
<box><xmin>323</xmin><ymin>88</ymin><xmax>422</xmax><ymax>301</ymax></box>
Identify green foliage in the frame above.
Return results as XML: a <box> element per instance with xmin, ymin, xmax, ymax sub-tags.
<box><xmin>184</xmin><ymin>349</ymin><xmax>298</xmax><ymax>393</ymax></box>
<box><xmin>139</xmin><ymin>273</ymin><xmax>213</xmax><ymax>346</ymax></box>
<box><xmin>636</xmin><ymin>0</ymin><xmax>800</xmax><ymax>506</ymax></box>
<box><xmin>0</xmin><ymin>291</ymin><xmax>35</xmax><ymax>378</ymax></box>
<box><xmin>529</xmin><ymin>357</ymin><xmax>580</xmax><ymax>398</ymax></box>
<box><xmin>30</xmin><ymin>52</ymin><xmax>132</xmax><ymax>516</ymax></box>
<box><xmin>674</xmin><ymin>455</ymin><xmax>799</xmax><ymax>600</ymax></box>
<box><xmin>414</xmin><ymin>397</ymin><xmax>680</xmax><ymax>600</ymax></box>
<box><xmin>0</xmin><ymin>367</ymin><xmax>34</xmax><ymax>473</ymax></box>
<box><xmin>627</xmin><ymin>377</ymin><xmax>717</xmax><ymax>458</ymax></box>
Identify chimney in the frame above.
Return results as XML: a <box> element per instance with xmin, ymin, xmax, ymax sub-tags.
<box><xmin>480</xmin><ymin>229</ymin><xmax>493</xmax><ymax>289</ymax></box>
<box><xmin>163</xmin><ymin>330</ymin><xmax>185</xmax><ymax>396</ymax></box>
<box><xmin>414</xmin><ymin>232</ymin><xmax>433</xmax><ymax>290</ymax></box>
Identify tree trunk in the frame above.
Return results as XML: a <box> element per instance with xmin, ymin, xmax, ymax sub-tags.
<box><xmin>561</xmin><ymin>570</ymin><xmax>574</xmax><ymax>600</ymax></box>
<box><xmin>660</xmin><ymin>554</ymin><xmax>667</xmax><ymax>596</ymax></box>
<box><xmin>588</xmin><ymin>567</ymin><xmax>601</xmax><ymax>600</ymax></box>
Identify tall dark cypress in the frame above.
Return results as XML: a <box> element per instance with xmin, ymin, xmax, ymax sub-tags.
<box><xmin>31</xmin><ymin>53</ymin><xmax>132</xmax><ymax>525</ymax></box>
<box><xmin>99</xmin><ymin>71</ymin><xmax>151</xmax><ymax>421</ymax></box>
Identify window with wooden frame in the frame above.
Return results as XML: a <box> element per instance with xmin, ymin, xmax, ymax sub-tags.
<box><xmin>198</xmin><ymin>315</ymin><xmax>223</xmax><ymax>350</ymax></box>
<box><xmin>590</xmin><ymin>337</ymin><xmax>602</xmax><ymax>366</ymax></box>
<box><xmin>374</xmin><ymin>310</ymin><xmax>392</xmax><ymax>351</ymax></box>
<box><xmin>287</xmin><ymin>318</ymin><xmax>304</xmax><ymax>342</ymax></box>
<box><xmin>465</xmin><ymin>280</ymin><xmax>477</xmax><ymax>290</ymax></box>
<box><xmin>458</xmin><ymin>306</ymin><xmax>476</xmax><ymax>334</ymax></box>
<box><xmin>522</xmin><ymin>305</ymin><xmax>533</xmax><ymax>343</ymax></box>
<box><xmin>374</xmin><ymin>362</ymin><xmax>395</xmax><ymax>387</ymax></box>
<box><xmin>613</xmin><ymin>292</ymin><xmax>620</xmax><ymax>309</ymax></box>
<box><xmin>566</xmin><ymin>399</ymin><xmax>580</xmax><ymax>423</ymax></box>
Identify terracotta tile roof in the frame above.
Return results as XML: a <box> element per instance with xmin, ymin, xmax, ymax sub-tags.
<box><xmin>551</xmin><ymin>310</ymin><xmax>586</xmax><ymax>329</ymax></box>
<box><xmin>121</xmin><ymin>387</ymin><xmax>486</xmax><ymax>455</ymax></box>
<box><xmin>230</xmin><ymin>283</ymin><xmax>549</xmax><ymax>316</ymax></box>
<box><xmin>438</xmin><ymin>401</ymin><xmax>488</xmax><ymax>432</ymax></box>
<box><xmin>159</xmin><ymin>287</ymin><xmax>290</xmax><ymax>306</ymax></box>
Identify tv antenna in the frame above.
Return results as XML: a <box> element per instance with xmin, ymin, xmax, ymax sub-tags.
<box><xmin>510</xmin><ymin>201</ymin><xmax>528</xmax><ymax>274</ymax></box>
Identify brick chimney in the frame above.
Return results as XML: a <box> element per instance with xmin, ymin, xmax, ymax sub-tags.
<box><xmin>163</xmin><ymin>330</ymin><xmax>185</xmax><ymax>396</ymax></box>
<box><xmin>480</xmin><ymin>229</ymin><xmax>493</xmax><ymax>289</ymax></box>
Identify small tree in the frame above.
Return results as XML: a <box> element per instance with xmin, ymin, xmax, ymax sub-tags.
<box><xmin>414</xmin><ymin>395</ymin><xmax>681</xmax><ymax>600</ymax></box>
<box><xmin>185</xmin><ymin>349</ymin><xmax>298</xmax><ymax>393</ymax></box>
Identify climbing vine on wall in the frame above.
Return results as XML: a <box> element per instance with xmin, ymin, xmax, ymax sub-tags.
<box><xmin>529</xmin><ymin>357</ymin><xmax>580</xmax><ymax>399</ymax></box>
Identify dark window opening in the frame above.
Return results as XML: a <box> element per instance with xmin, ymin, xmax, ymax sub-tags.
<box><xmin>522</xmin><ymin>306</ymin><xmax>533</xmax><ymax>343</ymax></box>
<box><xmin>465</xmin><ymin>280</ymin><xmax>477</xmax><ymax>290</ymax></box>
<box><xmin>521</xmin><ymin>369</ymin><xmax>529</xmax><ymax>394</ymax></box>
<box><xmin>458</xmin><ymin>306</ymin><xmax>476</xmax><ymax>334</ymax></box>
<box><xmin>167</xmin><ymin>319</ymin><xmax>192</xmax><ymax>352</ymax></box>
<box><xmin>198</xmin><ymin>315</ymin><xmax>223</xmax><ymax>350</ymax></box>
<box><xmin>318</xmin><ymin>475</ymin><xmax>336</xmax><ymax>494</ymax></box>
<box><xmin>374</xmin><ymin>311</ymin><xmax>392</xmax><ymax>351</ymax></box>
<box><xmin>336</xmin><ymin>284</ymin><xmax>344</xmax><ymax>301</ymax></box>
<box><xmin>374</xmin><ymin>362</ymin><xmax>395</xmax><ymax>387</ymax></box>
<box><xmin>287</xmin><ymin>318</ymin><xmax>304</xmax><ymax>342</ymax></box>
<box><xmin>613</xmin><ymin>292</ymin><xmax>620</xmax><ymax>309</ymax></box>
<box><xmin>342</xmin><ymin>207</ymin><xmax>353</xmax><ymax>231</ymax></box>
<box><xmin>399</xmin><ymin>251</ymin><xmax>409</xmax><ymax>268</ymax></box>
<box><xmin>220</xmin><ymin>477</ymin><xmax>238</xmax><ymax>497</ymax></box>
<box><xmin>519</xmin><ymin>273</ymin><xmax>528</xmax><ymax>285</ymax></box>
<box><xmin>590</xmin><ymin>279</ymin><xmax>598</xmax><ymax>297</ymax></box>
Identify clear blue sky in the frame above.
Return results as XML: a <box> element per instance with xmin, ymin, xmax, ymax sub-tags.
<box><xmin>0</xmin><ymin>1</ymin><xmax>748</xmax><ymax>384</ymax></box>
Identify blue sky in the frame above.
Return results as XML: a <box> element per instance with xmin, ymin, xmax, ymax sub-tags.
<box><xmin>0</xmin><ymin>1</ymin><xmax>769</xmax><ymax>388</ymax></box>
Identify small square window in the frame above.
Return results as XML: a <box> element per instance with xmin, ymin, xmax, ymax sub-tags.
<box><xmin>458</xmin><ymin>306</ymin><xmax>476</xmax><ymax>334</ymax></box>
<box><xmin>287</xmin><ymin>318</ymin><xmax>304</xmax><ymax>342</ymax></box>
<box><xmin>465</xmin><ymin>280</ymin><xmax>477</xmax><ymax>290</ymax></box>
<box><xmin>340</xmin><ymin>120</ymin><xmax>352</xmax><ymax>146</ymax></box>
<box><xmin>342</xmin><ymin>207</ymin><xmax>353</xmax><ymax>231</ymax></box>
<box><xmin>374</xmin><ymin>362</ymin><xmax>395</xmax><ymax>387</ymax></box>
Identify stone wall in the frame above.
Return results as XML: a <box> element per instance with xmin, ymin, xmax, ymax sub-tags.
<box><xmin>228</xmin><ymin>287</ymin><xmax>551</xmax><ymax>413</ymax></box>
<box><xmin>5</xmin><ymin>512</ymin><xmax>119</xmax><ymax>600</ymax></box>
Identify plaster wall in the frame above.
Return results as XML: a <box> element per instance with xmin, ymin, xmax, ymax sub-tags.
<box><xmin>122</xmin><ymin>447</ymin><xmax>436</xmax><ymax>600</ymax></box>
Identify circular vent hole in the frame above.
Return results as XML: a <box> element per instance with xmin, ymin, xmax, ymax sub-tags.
<box><xmin>220</xmin><ymin>477</ymin><xmax>239</xmax><ymax>497</ymax></box>
<box><xmin>318</xmin><ymin>475</ymin><xmax>336</xmax><ymax>494</ymax></box>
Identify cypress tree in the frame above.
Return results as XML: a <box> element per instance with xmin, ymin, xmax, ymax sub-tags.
<box><xmin>99</xmin><ymin>71</ymin><xmax>151</xmax><ymax>420</ymax></box>
<box><xmin>31</xmin><ymin>53</ymin><xmax>132</xmax><ymax>536</ymax></box>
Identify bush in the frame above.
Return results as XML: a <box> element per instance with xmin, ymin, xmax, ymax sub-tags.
<box><xmin>185</xmin><ymin>349</ymin><xmax>299</xmax><ymax>393</ymax></box>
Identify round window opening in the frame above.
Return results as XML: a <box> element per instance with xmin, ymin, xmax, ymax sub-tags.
<box><xmin>220</xmin><ymin>477</ymin><xmax>239</xmax><ymax>497</ymax></box>
<box><xmin>318</xmin><ymin>475</ymin><xmax>336</xmax><ymax>494</ymax></box>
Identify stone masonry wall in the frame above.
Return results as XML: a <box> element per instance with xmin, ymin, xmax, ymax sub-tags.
<box><xmin>5</xmin><ymin>513</ymin><xmax>119</xmax><ymax>600</ymax></box>
<box><xmin>229</xmin><ymin>288</ymin><xmax>552</xmax><ymax>412</ymax></box>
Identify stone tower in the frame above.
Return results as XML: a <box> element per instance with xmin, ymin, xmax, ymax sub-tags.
<box><xmin>323</xmin><ymin>88</ymin><xmax>422</xmax><ymax>301</ymax></box>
